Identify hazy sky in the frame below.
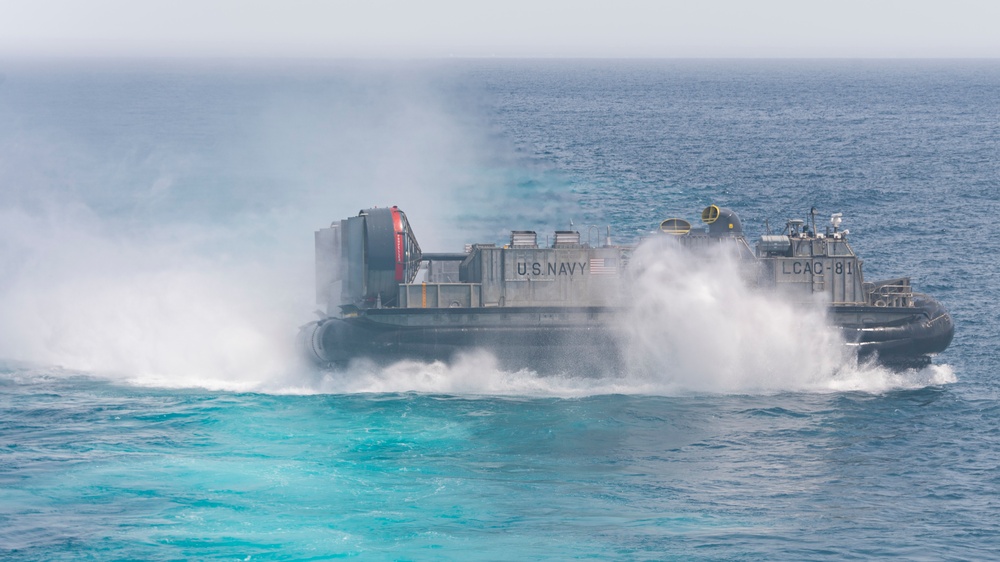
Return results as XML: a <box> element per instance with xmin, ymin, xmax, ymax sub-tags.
<box><xmin>2</xmin><ymin>0</ymin><xmax>998</xmax><ymax>58</ymax></box>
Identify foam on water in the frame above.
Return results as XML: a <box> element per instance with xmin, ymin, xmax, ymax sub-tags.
<box><xmin>312</xmin><ymin>353</ymin><xmax>614</xmax><ymax>397</ymax></box>
<box><xmin>299</xmin><ymin>357</ymin><xmax>955</xmax><ymax>398</ymax></box>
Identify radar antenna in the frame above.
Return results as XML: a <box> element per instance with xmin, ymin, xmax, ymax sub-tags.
<box><xmin>830</xmin><ymin>213</ymin><xmax>843</xmax><ymax>232</ymax></box>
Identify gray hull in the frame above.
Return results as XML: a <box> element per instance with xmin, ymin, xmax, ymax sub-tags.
<box><xmin>301</xmin><ymin>298</ymin><xmax>953</xmax><ymax>372</ymax></box>
<box><xmin>835</xmin><ymin>294</ymin><xmax>954</xmax><ymax>367</ymax></box>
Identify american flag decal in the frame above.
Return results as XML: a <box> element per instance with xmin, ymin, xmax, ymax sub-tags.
<box><xmin>589</xmin><ymin>257</ymin><xmax>618</xmax><ymax>275</ymax></box>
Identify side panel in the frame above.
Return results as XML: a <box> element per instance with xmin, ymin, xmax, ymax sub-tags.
<box><xmin>478</xmin><ymin>248</ymin><xmax>505</xmax><ymax>306</ymax></box>
<box><xmin>341</xmin><ymin>216</ymin><xmax>367</xmax><ymax>308</ymax></box>
<box><xmin>315</xmin><ymin>225</ymin><xmax>341</xmax><ymax>308</ymax></box>
<box><xmin>401</xmin><ymin>283</ymin><xmax>482</xmax><ymax>308</ymax></box>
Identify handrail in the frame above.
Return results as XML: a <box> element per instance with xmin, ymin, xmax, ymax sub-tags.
<box><xmin>868</xmin><ymin>278</ymin><xmax>912</xmax><ymax>308</ymax></box>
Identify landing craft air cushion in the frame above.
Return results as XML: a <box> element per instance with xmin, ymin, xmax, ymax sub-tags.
<box><xmin>299</xmin><ymin>205</ymin><xmax>954</xmax><ymax>371</ymax></box>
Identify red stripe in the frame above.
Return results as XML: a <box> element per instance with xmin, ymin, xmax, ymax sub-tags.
<box><xmin>391</xmin><ymin>206</ymin><xmax>404</xmax><ymax>282</ymax></box>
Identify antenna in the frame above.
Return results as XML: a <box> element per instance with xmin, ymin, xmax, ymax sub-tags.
<box><xmin>810</xmin><ymin>207</ymin><xmax>818</xmax><ymax>236</ymax></box>
<box><xmin>830</xmin><ymin>213</ymin><xmax>843</xmax><ymax>232</ymax></box>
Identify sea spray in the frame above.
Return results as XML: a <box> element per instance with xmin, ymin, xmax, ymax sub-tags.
<box><xmin>617</xmin><ymin>235</ymin><xmax>851</xmax><ymax>393</ymax></box>
<box><xmin>0</xmin><ymin>204</ymin><xmax>311</xmax><ymax>386</ymax></box>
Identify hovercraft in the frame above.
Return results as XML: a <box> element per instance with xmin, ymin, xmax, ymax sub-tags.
<box><xmin>300</xmin><ymin>205</ymin><xmax>953</xmax><ymax>371</ymax></box>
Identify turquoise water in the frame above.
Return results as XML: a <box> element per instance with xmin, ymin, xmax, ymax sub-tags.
<box><xmin>4</xmin><ymin>370</ymin><xmax>991</xmax><ymax>560</ymax></box>
<box><xmin>1</xmin><ymin>60</ymin><xmax>999</xmax><ymax>559</ymax></box>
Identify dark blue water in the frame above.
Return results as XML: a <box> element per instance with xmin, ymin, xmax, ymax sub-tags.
<box><xmin>1</xmin><ymin>59</ymin><xmax>998</xmax><ymax>560</ymax></box>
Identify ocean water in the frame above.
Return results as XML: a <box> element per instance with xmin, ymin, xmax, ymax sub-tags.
<box><xmin>1</xmin><ymin>59</ymin><xmax>999</xmax><ymax>560</ymax></box>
